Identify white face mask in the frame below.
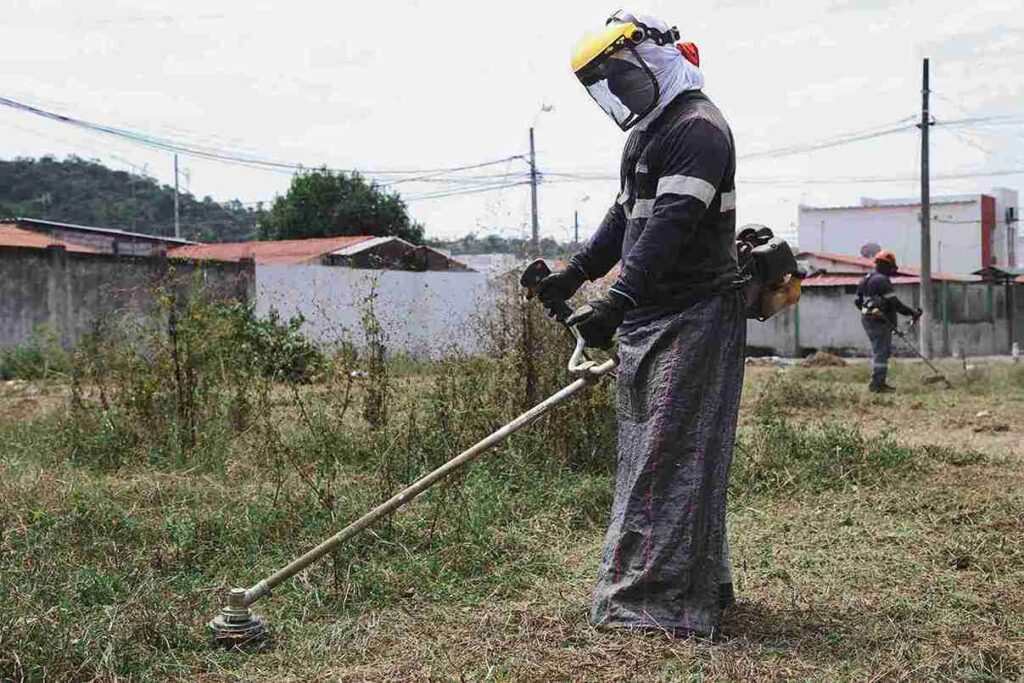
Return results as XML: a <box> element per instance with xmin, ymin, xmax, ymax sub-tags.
<box><xmin>609</xmin><ymin>12</ymin><xmax>706</xmax><ymax>131</ymax></box>
<box><xmin>578</xmin><ymin>48</ymin><xmax>661</xmax><ymax>131</ymax></box>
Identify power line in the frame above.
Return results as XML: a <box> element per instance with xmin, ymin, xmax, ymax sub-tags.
<box><xmin>934</xmin><ymin>114</ymin><xmax>1024</xmax><ymax>128</ymax></box>
<box><xmin>539</xmin><ymin>119</ymin><xmax>920</xmax><ymax>181</ymax></box>
<box><xmin>739</xmin><ymin>117</ymin><xmax>918</xmax><ymax>161</ymax></box>
<box><xmin>0</xmin><ymin>94</ymin><xmax>524</xmax><ymax>180</ymax></box>
<box><xmin>404</xmin><ymin>181</ymin><xmax>532</xmax><ymax>202</ymax></box>
<box><xmin>738</xmin><ymin>167</ymin><xmax>1024</xmax><ymax>186</ymax></box>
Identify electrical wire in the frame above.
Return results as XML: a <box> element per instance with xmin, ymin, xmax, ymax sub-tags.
<box><xmin>741</xmin><ymin>120</ymin><xmax>917</xmax><ymax>161</ymax></box>
<box><xmin>0</xmin><ymin>94</ymin><xmax>526</xmax><ymax>180</ymax></box>
<box><xmin>934</xmin><ymin>114</ymin><xmax>1024</xmax><ymax>128</ymax></box>
<box><xmin>403</xmin><ymin>181</ymin><xmax>532</xmax><ymax>202</ymax></box>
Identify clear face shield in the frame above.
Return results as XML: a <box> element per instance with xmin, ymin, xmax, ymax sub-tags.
<box><xmin>576</xmin><ymin>46</ymin><xmax>660</xmax><ymax>131</ymax></box>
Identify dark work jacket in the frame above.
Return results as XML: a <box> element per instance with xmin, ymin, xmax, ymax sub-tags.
<box><xmin>856</xmin><ymin>270</ymin><xmax>917</xmax><ymax>326</ymax></box>
<box><xmin>570</xmin><ymin>90</ymin><xmax>739</xmax><ymax>317</ymax></box>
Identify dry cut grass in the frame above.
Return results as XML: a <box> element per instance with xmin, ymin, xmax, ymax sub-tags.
<box><xmin>1</xmin><ymin>361</ymin><xmax>1022</xmax><ymax>681</ymax></box>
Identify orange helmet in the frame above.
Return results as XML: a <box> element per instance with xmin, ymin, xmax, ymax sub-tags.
<box><xmin>874</xmin><ymin>250</ymin><xmax>897</xmax><ymax>268</ymax></box>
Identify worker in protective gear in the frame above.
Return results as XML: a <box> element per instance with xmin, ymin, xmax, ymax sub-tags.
<box><xmin>537</xmin><ymin>10</ymin><xmax>743</xmax><ymax>639</ymax></box>
<box><xmin>855</xmin><ymin>250</ymin><xmax>922</xmax><ymax>393</ymax></box>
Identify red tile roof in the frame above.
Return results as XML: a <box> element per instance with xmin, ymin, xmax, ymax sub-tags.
<box><xmin>799</xmin><ymin>251</ymin><xmax>979</xmax><ymax>282</ymax></box>
<box><xmin>0</xmin><ymin>224</ymin><xmax>98</xmax><ymax>253</ymax></box>
<box><xmin>798</xmin><ymin>251</ymin><xmax>875</xmax><ymax>269</ymax></box>
<box><xmin>803</xmin><ymin>275</ymin><xmax>922</xmax><ymax>287</ymax></box>
<box><xmin>168</xmin><ymin>235</ymin><xmax>375</xmax><ymax>265</ymax></box>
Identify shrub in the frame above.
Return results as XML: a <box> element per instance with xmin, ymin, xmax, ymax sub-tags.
<box><xmin>220</xmin><ymin>303</ymin><xmax>325</xmax><ymax>383</ymax></box>
<box><xmin>0</xmin><ymin>327</ymin><xmax>69</xmax><ymax>380</ymax></box>
<box><xmin>59</xmin><ymin>288</ymin><xmax>324</xmax><ymax>470</ymax></box>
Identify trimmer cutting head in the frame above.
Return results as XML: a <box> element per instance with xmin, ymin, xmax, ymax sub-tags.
<box><xmin>210</xmin><ymin>588</ymin><xmax>269</xmax><ymax>649</ymax></box>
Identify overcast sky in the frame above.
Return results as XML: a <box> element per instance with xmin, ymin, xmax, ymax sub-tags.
<box><xmin>2</xmin><ymin>0</ymin><xmax>1022</xmax><ymax>246</ymax></box>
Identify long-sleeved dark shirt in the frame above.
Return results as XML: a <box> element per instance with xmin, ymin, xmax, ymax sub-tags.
<box><xmin>856</xmin><ymin>270</ymin><xmax>917</xmax><ymax>325</ymax></box>
<box><xmin>570</xmin><ymin>90</ymin><xmax>739</xmax><ymax>314</ymax></box>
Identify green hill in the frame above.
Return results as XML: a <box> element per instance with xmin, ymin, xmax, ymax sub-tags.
<box><xmin>0</xmin><ymin>156</ymin><xmax>259</xmax><ymax>242</ymax></box>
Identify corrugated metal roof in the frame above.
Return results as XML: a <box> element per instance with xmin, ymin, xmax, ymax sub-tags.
<box><xmin>11</xmin><ymin>217</ymin><xmax>196</xmax><ymax>245</ymax></box>
<box><xmin>803</xmin><ymin>275</ymin><xmax>920</xmax><ymax>287</ymax></box>
<box><xmin>330</xmin><ymin>235</ymin><xmax>400</xmax><ymax>256</ymax></box>
<box><xmin>799</xmin><ymin>251</ymin><xmax>875</xmax><ymax>268</ymax></box>
<box><xmin>804</xmin><ymin>272</ymin><xmax>979</xmax><ymax>286</ymax></box>
<box><xmin>168</xmin><ymin>235</ymin><xmax>374</xmax><ymax>265</ymax></box>
<box><xmin>0</xmin><ymin>224</ymin><xmax>99</xmax><ymax>253</ymax></box>
<box><xmin>799</xmin><ymin>251</ymin><xmax>979</xmax><ymax>282</ymax></box>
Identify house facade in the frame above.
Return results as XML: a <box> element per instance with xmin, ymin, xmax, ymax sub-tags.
<box><xmin>797</xmin><ymin>188</ymin><xmax>1020</xmax><ymax>274</ymax></box>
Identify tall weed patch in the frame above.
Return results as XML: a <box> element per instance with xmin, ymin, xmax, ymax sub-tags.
<box><xmin>60</xmin><ymin>288</ymin><xmax>320</xmax><ymax>471</ymax></box>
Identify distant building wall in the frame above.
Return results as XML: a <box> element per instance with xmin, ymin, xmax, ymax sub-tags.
<box><xmin>991</xmin><ymin>187</ymin><xmax>1019</xmax><ymax>268</ymax></box>
<box><xmin>747</xmin><ymin>281</ymin><xmax>1024</xmax><ymax>358</ymax></box>
<box><xmin>798</xmin><ymin>201</ymin><xmax>985</xmax><ymax>274</ymax></box>
<box><xmin>256</xmin><ymin>265</ymin><xmax>495</xmax><ymax>358</ymax></box>
<box><xmin>0</xmin><ymin>245</ymin><xmax>254</xmax><ymax>349</ymax></box>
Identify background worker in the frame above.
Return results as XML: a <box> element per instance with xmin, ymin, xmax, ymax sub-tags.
<box><xmin>855</xmin><ymin>250</ymin><xmax>922</xmax><ymax>393</ymax></box>
<box><xmin>538</xmin><ymin>10</ymin><xmax>744</xmax><ymax>639</ymax></box>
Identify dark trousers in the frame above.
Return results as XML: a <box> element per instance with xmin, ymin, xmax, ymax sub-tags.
<box><xmin>862</xmin><ymin>316</ymin><xmax>892</xmax><ymax>387</ymax></box>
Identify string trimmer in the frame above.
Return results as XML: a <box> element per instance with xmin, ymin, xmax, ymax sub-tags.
<box><xmin>890</xmin><ymin>322</ymin><xmax>953</xmax><ymax>389</ymax></box>
<box><xmin>209</xmin><ymin>260</ymin><xmax>617</xmax><ymax>648</ymax></box>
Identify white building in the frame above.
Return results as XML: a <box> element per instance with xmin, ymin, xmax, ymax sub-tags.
<box><xmin>171</xmin><ymin>236</ymin><xmax>491</xmax><ymax>358</ymax></box>
<box><xmin>798</xmin><ymin>187</ymin><xmax>1019</xmax><ymax>275</ymax></box>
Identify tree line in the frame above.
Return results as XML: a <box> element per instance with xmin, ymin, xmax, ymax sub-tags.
<box><xmin>1</xmin><ymin>156</ymin><xmax>578</xmax><ymax>253</ymax></box>
<box><xmin>0</xmin><ymin>156</ymin><xmax>423</xmax><ymax>244</ymax></box>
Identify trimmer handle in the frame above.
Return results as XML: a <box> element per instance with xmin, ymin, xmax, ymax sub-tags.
<box><xmin>519</xmin><ymin>259</ymin><xmax>573</xmax><ymax>322</ymax></box>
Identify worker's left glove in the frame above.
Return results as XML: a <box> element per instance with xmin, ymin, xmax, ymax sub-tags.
<box><xmin>537</xmin><ymin>264</ymin><xmax>586</xmax><ymax>321</ymax></box>
<box><xmin>566</xmin><ymin>291</ymin><xmax>632</xmax><ymax>349</ymax></box>
<box><xmin>911</xmin><ymin>307</ymin><xmax>923</xmax><ymax>324</ymax></box>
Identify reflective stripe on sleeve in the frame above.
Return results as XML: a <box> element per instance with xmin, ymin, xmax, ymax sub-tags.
<box><xmin>617</xmin><ymin>178</ymin><xmax>632</xmax><ymax>205</ymax></box>
<box><xmin>720</xmin><ymin>189</ymin><xmax>736</xmax><ymax>212</ymax></box>
<box><xmin>609</xmin><ymin>286</ymin><xmax>638</xmax><ymax>307</ymax></box>
<box><xmin>656</xmin><ymin>174</ymin><xmax>716</xmax><ymax>207</ymax></box>
<box><xmin>883</xmin><ymin>292</ymin><xmax>897</xmax><ymax>299</ymax></box>
<box><xmin>630</xmin><ymin>199</ymin><xmax>655</xmax><ymax>219</ymax></box>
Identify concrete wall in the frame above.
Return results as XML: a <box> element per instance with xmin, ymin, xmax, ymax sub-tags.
<box><xmin>748</xmin><ymin>281</ymin><xmax>1024</xmax><ymax>358</ymax></box>
<box><xmin>256</xmin><ymin>265</ymin><xmax>496</xmax><ymax>358</ymax></box>
<box><xmin>0</xmin><ymin>245</ymin><xmax>254</xmax><ymax>349</ymax></box>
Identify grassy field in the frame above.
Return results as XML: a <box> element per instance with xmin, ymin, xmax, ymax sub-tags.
<box><xmin>1</xmin><ymin>355</ymin><xmax>1022</xmax><ymax>681</ymax></box>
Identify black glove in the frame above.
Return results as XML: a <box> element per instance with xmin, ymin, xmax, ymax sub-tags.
<box><xmin>536</xmin><ymin>264</ymin><xmax>586</xmax><ymax>320</ymax></box>
<box><xmin>565</xmin><ymin>292</ymin><xmax>632</xmax><ymax>349</ymax></box>
<box><xmin>912</xmin><ymin>307</ymin><xmax>923</xmax><ymax>323</ymax></box>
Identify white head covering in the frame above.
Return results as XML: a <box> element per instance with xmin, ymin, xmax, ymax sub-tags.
<box><xmin>609</xmin><ymin>11</ymin><xmax>704</xmax><ymax>130</ymax></box>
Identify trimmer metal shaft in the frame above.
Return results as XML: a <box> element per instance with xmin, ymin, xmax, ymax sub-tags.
<box><xmin>210</xmin><ymin>343</ymin><xmax>616</xmax><ymax>647</ymax></box>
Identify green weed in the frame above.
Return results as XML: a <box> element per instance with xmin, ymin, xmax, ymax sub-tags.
<box><xmin>734</xmin><ymin>406</ymin><xmax>917</xmax><ymax>496</ymax></box>
<box><xmin>756</xmin><ymin>369</ymin><xmax>858</xmax><ymax>412</ymax></box>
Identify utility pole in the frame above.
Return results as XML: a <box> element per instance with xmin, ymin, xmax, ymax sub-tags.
<box><xmin>574</xmin><ymin>210</ymin><xmax>579</xmax><ymax>245</ymax></box>
<box><xmin>529</xmin><ymin>127</ymin><xmax>540</xmax><ymax>257</ymax></box>
<box><xmin>919</xmin><ymin>58</ymin><xmax>933</xmax><ymax>358</ymax></box>
<box><xmin>173</xmin><ymin>153</ymin><xmax>181</xmax><ymax>239</ymax></box>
